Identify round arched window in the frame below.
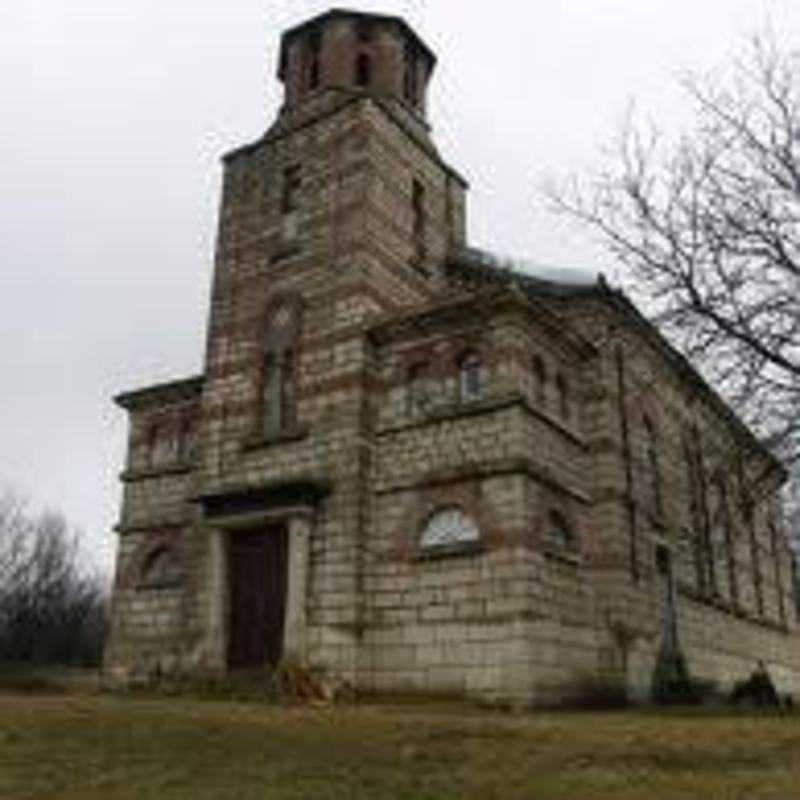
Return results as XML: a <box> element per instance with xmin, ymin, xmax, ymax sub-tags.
<box><xmin>139</xmin><ymin>547</ymin><xmax>182</xmax><ymax>589</ymax></box>
<box><xmin>421</xmin><ymin>507</ymin><xmax>480</xmax><ymax>549</ymax></box>
<box><xmin>548</xmin><ymin>510</ymin><xmax>575</xmax><ymax>551</ymax></box>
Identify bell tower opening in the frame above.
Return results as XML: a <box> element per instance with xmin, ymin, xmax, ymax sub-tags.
<box><xmin>277</xmin><ymin>9</ymin><xmax>437</xmax><ymax>117</ymax></box>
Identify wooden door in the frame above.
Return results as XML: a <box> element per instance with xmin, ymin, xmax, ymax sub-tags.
<box><xmin>227</xmin><ymin>525</ymin><xmax>288</xmax><ymax>670</ymax></box>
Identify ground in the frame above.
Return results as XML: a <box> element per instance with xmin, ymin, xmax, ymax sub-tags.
<box><xmin>0</xmin><ymin>692</ymin><xmax>798</xmax><ymax>799</ymax></box>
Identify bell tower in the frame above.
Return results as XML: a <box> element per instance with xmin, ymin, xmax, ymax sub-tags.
<box><xmin>278</xmin><ymin>9</ymin><xmax>437</xmax><ymax>125</ymax></box>
<box><xmin>191</xmin><ymin>9</ymin><xmax>470</xmax><ymax>681</ymax></box>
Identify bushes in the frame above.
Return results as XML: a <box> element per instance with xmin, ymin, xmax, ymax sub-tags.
<box><xmin>730</xmin><ymin>662</ymin><xmax>781</xmax><ymax>708</ymax></box>
<box><xmin>0</xmin><ymin>488</ymin><xmax>108</xmax><ymax>668</ymax></box>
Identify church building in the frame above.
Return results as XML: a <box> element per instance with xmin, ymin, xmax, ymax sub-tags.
<box><xmin>105</xmin><ymin>9</ymin><xmax>799</xmax><ymax>704</ymax></box>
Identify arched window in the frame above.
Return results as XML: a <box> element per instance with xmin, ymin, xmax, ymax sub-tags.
<box><xmin>262</xmin><ymin>349</ymin><xmax>297</xmax><ymax>436</ymax></box>
<box><xmin>262</xmin><ymin>353</ymin><xmax>280</xmax><ymax>434</ymax></box>
<box><xmin>459</xmin><ymin>351</ymin><xmax>481</xmax><ymax>402</ymax></box>
<box><xmin>262</xmin><ymin>301</ymin><xmax>300</xmax><ymax>437</ymax></box>
<box><xmin>281</xmin><ymin>348</ymin><xmax>296</xmax><ymax>429</ymax></box>
<box><xmin>403</xmin><ymin>41</ymin><xmax>418</xmax><ymax>105</ymax></box>
<box><xmin>149</xmin><ymin>421</ymin><xmax>176</xmax><ymax>467</ymax></box>
<box><xmin>548</xmin><ymin>510</ymin><xmax>576</xmax><ymax>551</ymax></box>
<box><xmin>532</xmin><ymin>354</ymin><xmax>546</xmax><ymax>403</ymax></box>
<box><xmin>556</xmin><ymin>373</ymin><xmax>569</xmax><ymax>420</ymax></box>
<box><xmin>308</xmin><ymin>56</ymin><xmax>320</xmax><ymax>90</ymax></box>
<box><xmin>642</xmin><ymin>416</ymin><xmax>662</xmax><ymax>516</ymax></box>
<box><xmin>177</xmin><ymin>415</ymin><xmax>196</xmax><ymax>462</ymax></box>
<box><xmin>307</xmin><ymin>30</ymin><xmax>321</xmax><ymax>90</ymax></box>
<box><xmin>147</xmin><ymin>422</ymin><xmax>160</xmax><ymax>467</ymax></box>
<box><xmin>355</xmin><ymin>53</ymin><xmax>372</xmax><ymax>87</ymax></box>
<box><xmin>421</xmin><ymin>507</ymin><xmax>480</xmax><ymax>550</ymax></box>
<box><xmin>406</xmin><ymin>361</ymin><xmax>429</xmax><ymax>414</ymax></box>
<box><xmin>769</xmin><ymin>517</ymin><xmax>786</xmax><ymax>624</ymax></box>
<box><xmin>139</xmin><ymin>547</ymin><xmax>182</xmax><ymax>590</ymax></box>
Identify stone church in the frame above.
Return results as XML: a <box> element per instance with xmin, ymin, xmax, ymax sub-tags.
<box><xmin>105</xmin><ymin>9</ymin><xmax>799</xmax><ymax>704</ymax></box>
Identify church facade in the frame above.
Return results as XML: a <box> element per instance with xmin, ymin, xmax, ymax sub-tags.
<box><xmin>105</xmin><ymin>9</ymin><xmax>799</xmax><ymax>704</ymax></box>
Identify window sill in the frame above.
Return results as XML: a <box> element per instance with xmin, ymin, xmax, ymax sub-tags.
<box><xmin>135</xmin><ymin>582</ymin><xmax>183</xmax><ymax>592</ymax></box>
<box><xmin>416</xmin><ymin>541</ymin><xmax>485</xmax><ymax>561</ymax></box>
<box><xmin>270</xmin><ymin>244</ymin><xmax>302</xmax><ymax>264</ymax></box>
<box><xmin>543</xmin><ymin>548</ymin><xmax>581</xmax><ymax>566</ymax></box>
<box><xmin>241</xmin><ymin>425</ymin><xmax>309</xmax><ymax>451</ymax></box>
<box><xmin>676</xmin><ymin>585</ymin><xmax>789</xmax><ymax>632</ymax></box>
<box><xmin>120</xmin><ymin>461</ymin><xmax>195</xmax><ymax>482</ymax></box>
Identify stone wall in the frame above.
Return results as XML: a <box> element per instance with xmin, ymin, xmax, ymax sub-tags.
<box><xmin>106</xmin><ymin>10</ymin><xmax>800</xmax><ymax>705</ymax></box>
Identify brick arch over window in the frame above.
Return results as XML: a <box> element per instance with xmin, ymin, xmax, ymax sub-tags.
<box><xmin>258</xmin><ymin>294</ymin><xmax>303</xmax><ymax>435</ymax></box>
<box><xmin>625</xmin><ymin>390</ymin><xmax>663</xmax><ymax>427</ymax></box>
<box><xmin>146</xmin><ymin>413</ymin><xmax>179</xmax><ymax>467</ymax></box>
<box><xmin>119</xmin><ymin>530</ymin><xmax>183</xmax><ymax>591</ymax></box>
<box><xmin>420</xmin><ymin>506</ymin><xmax>480</xmax><ymax>549</ymax></box>
<box><xmin>531</xmin><ymin>486</ymin><xmax>586</xmax><ymax>554</ymax></box>
<box><xmin>139</xmin><ymin>546</ymin><xmax>182</xmax><ymax>589</ymax></box>
<box><xmin>457</xmin><ymin>349</ymin><xmax>482</xmax><ymax>401</ymax></box>
<box><xmin>355</xmin><ymin>52</ymin><xmax>372</xmax><ymax>87</ymax></box>
<box><xmin>641</xmin><ymin>413</ymin><xmax>662</xmax><ymax>516</ymax></box>
<box><xmin>390</xmin><ymin>483</ymin><xmax>504</xmax><ymax>563</ymax></box>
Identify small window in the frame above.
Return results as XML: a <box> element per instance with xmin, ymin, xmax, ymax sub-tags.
<box><xmin>532</xmin><ymin>354</ymin><xmax>546</xmax><ymax>403</ymax></box>
<box><xmin>459</xmin><ymin>352</ymin><xmax>481</xmax><ymax>402</ymax></box>
<box><xmin>139</xmin><ymin>547</ymin><xmax>182</xmax><ymax>589</ymax></box>
<box><xmin>556</xmin><ymin>373</ymin><xmax>569</xmax><ymax>421</ymax></box>
<box><xmin>655</xmin><ymin>543</ymin><xmax>671</xmax><ymax>576</ymax></box>
<box><xmin>643</xmin><ymin>416</ymin><xmax>662</xmax><ymax>516</ymax></box>
<box><xmin>406</xmin><ymin>361</ymin><xmax>429</xmax><ymax>414</ymax></box>
<box><xmin>548</xmin><ymin>510</ymin><xmax>576</xmax><ymax>551</ymax></box>
<box><xmin>262</xmin><ymin>353</ymin><xmax>280</xmax><ymax>435</ymax></box>
<box><xmin>262</xmin><ymin>348</ymin><xmax>297</xmax><ymax>436</ymax></box>
<box><xmin>308</xmin><ymin>56</ymin><xmax>320</xmax><ymax>90</ymax></box>
<box><xmin>281</xmin><ymin>348</ymin><xmax>296</xmax><ymax>430</ymax></box>
<box><xmin>421</xmin><ymin>507</ymin><xmax>480</xmax><ymax>550</ymax></box>
<box><xmin>404</xmin><ymin>41</ymin><xmax>418</xmax><ymax>105</ymax></box>
<box><xmin>411</xmin><ymin>180</ymin><xmax>427</xmax><ymax>263</ymax></box>
<box><xmin>355</xmin><ymin>53</ymin><xmax>372</xmax><ymax>88</ymax></box>
<box><xmin>147</xmin><ymin>423</ymin><xmax>160</xmax><ymax>466</ymax></box>
<box><xmin>149</xmin><ymin>422</ymin><xmax>176</xmax><ymax>467</ymax></box>
<box><xmin>307</xmin><ymin>30</ymin><xmax>322</xmax><ymax>90</ymax></box>
<box><xmin>281</xmin><ymin>166</ymin><xmax>301</xmax><ymax>214</ymax></box>
<box><xmin>177</xmin><ymin>416</ymin><xmax>196</xmax><ymax>462</ymax></box>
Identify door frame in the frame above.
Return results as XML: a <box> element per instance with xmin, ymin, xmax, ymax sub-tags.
<box><xmin>207</xmin><ymin>506</ymin><xmax>314</xmax><ymax>673</ymax></box>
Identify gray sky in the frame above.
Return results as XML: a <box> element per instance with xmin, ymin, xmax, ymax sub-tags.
<box><xmin>3</xmin><ymin>0</ymin><xmax>799</xmax><ymax>577</ymax></box>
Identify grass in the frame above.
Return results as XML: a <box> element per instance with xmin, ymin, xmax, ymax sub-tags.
<box><xmin>0</xmin><ymin>692</ymin><xmax>798</xmax><ymax>799</ymax></box>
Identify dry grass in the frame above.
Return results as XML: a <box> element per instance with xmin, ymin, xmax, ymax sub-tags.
<box><xmin>0</xmin><ymin>693</ymin><xmax>798</xmax><ymax>799</ymax></box>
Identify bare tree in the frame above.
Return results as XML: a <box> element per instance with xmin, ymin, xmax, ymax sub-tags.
<box><xmin>0</xmin><ymin>487</ymin><xmax>108</xmax><ymax>667</ymax></box>
<box><xmin>549</xmin><ymin>34</ymin><xmax>800</xmax><ymax>471</ymax></box>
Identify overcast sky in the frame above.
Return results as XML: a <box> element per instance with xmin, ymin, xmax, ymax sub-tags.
<box><xmin>3</xmin><ymin>0</ymin><xmax>800</xmax><ymax>577</ymax></box>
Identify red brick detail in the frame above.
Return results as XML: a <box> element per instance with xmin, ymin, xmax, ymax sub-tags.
<box><xmin>133</xmin><ymin>402</ymin><xmax>201</xmax><ymax>448</ymax></box>
<box><xmin>118</xmin><ymin>529</ymin><xmax>184</xmax><ymax>590</ymax></box>
<box><xmin>393</xmin><ymin>336</ymin><xmax>496</xmax><ymax>385</ymax></box>
<box><xmin>389</xmin><ymin>482</ymin><xmax>505</xmax><ymax>563</ymax></box>
<box><xmin>531</xmin><ymin>485</ymin><xmax>585</xmax><ymax>554</ymax></box>
<box><xmin>626</xmin><ymin>390</ymin><xmax>663</xmax><ymax>428</ymax></box>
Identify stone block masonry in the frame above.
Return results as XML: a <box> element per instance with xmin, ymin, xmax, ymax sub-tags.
<box><xmin>104</xmin><ymin>9</ymin><xmax>800</xmax><ymax>706</ymax></box>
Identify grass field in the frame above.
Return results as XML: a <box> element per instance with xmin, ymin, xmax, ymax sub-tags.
<box><xmin>0</xmin><ymin>692</ymin><xmax>798</xmax><ymax>799</ymax></box>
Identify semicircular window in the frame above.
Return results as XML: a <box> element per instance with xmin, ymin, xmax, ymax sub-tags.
<box><xmin>421</xmin><ymin>507</ymin><xmax>480</xmax><ymax>550</ymax></box>
<box><xmin>139</xmin><ymin>547</ymin><xmax>182</xmax><ymax>590</ymax></box>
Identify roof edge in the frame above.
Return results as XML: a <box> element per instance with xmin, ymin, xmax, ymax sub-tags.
<box><xmin>114</xmin><ymin>375</ymin><xmax>205</xmax><ymax>411</ymax></box>
<box><xmin>278</xmin><ymin>8</ymin><xmax>437</xmax><ymax>81</ymax></box>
